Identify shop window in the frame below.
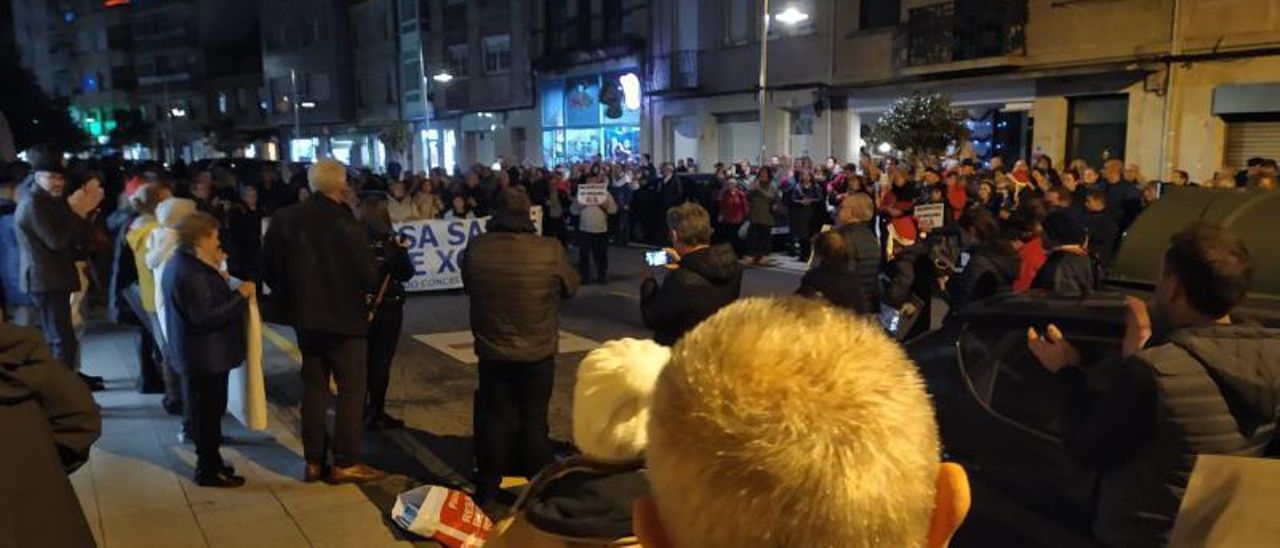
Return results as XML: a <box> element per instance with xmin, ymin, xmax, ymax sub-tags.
<box><xmin>726</xmin><ymin>0</ymin><xmax>753</xmax><ymax>45</ymax></box>
<box><xmin>447</xmin><ymin>44</ymin><xmax>469</xmax><ymax>78</ymax></box>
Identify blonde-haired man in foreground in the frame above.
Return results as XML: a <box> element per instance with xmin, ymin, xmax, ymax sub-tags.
<box><xmin>634</xmin><ymin>297</ymin><xmax>969</xmax><ymax>547</ymax></box>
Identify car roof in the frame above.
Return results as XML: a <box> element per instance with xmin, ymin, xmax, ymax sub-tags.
<box><xmin>1111</xmin><ymin>187</ymin><xmax>1280</xmax><ymax>320</ymax></box>
<box><xmin>954</xmin><ymin>291</ymin><xmax>1130</xmax><ymax>327</ymax></box>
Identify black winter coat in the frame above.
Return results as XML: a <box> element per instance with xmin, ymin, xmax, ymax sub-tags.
<box><xmin>948</xmin><ymin>243</ymin><xmax>1021</xmax><ymax>312</ymax></box>
<box><xmin>797</xmin><ymin>262</ymin><xmax>869</xmax><ymax>315</ymax></box>
<box><xmin>461</xmin><ymin>215</ymin><xmax>579</xmax><ymax>362</ymax></box>
<box><xmin>641</xmin><ymin>244</ymin><xmax>743</xmax><ymax>346</ymax></box>
<box><xmin>368</xmin><ymin>229</ymin><xmax>415</xmax><ymax>311</ymax></box>
<box><xmin>1084</xmin><ymin>211</ymin><xmax>1120</xmax><ymax>268</ymax></box>
<box><xmin>161</xmin><ymin>249</ymin><xmax>247</xmax><ymax>376</ymax></box>
<box><xmin>836</xmin><ymin>222</ymin><xmax>882</xmax><ymax>314</ymax></box>
<box><xmin>0</xmin><ymin>324</ymin><xmax>100</xmax><ymax>548</ymax></box>
<box><xmin>1031</xmin><ymin>250</ymin><xmax>1096</xmax><ymax>297</ymax></box>
<box><xmin>105</xmin><ymin>208</ymin><xmax>138</xmax><ymax>324</ymax></box>
<box><xmin>263</xmin><ymin>195</ymin><xmax>378</xmax><ymax>336</ymax></box>
<box><xmin>225</xmin><ymin>206</ymin><xmax>264</xmax><ymax>282</ymax></box>
<box><xmin>14</xmin><ymin>182</ymin><xmax>94</xmax><ymax>293</ymax></box>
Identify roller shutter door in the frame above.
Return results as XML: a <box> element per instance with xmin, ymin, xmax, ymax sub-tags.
<box><xmin>1225</xmin><ymin>121</ymin><xmax>1280</xmax><ymax>168</ymax></box>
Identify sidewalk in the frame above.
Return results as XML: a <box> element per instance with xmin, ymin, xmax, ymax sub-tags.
<box><xmin>71</xmin><ymin>325</ymin><xmax>420</xmax><ymax>548</ymax></box>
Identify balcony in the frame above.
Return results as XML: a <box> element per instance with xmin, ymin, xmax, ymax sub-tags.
<box><xmin>648</xmin><ymin>51</ymin><xmax>700</xmax><ymax>94</ymax></box>
<box><xmin>904</xmin><ymin>0</ymin><xmax>1027</xmax><ymax>72</ymax></box>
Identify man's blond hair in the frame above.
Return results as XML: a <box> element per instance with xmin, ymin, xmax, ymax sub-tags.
<box><xmin>647</xmin><ymin>298</ymin><xmax>940</xmax><ymax>547</ymax></box>
<box><xmin>309</xmin><ymin>159</ymin><xmax>347</xmax><ymax>194</ymax></box>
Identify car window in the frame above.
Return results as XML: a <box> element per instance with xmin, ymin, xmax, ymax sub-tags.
<box><xmin>958</xmin><ymin>320</ymin><xmax>1123</xmax><ymax>441</ymax></box>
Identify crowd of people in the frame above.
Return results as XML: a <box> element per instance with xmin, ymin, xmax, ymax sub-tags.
<box><xmin>2</xmin><ymin>140</ymin><xmax>1279</xmax><ymax>547</ymax></box>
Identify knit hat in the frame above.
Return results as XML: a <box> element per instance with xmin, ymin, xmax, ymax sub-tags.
<box><xmin>573</xmin><ymin>338</ymin><xmax>670</xmax><ymax>463</ymax></box>
<box><xmin>156</xmin><ymin>197</ymin><xmax>197</xmax><ymax>229</ymax></box>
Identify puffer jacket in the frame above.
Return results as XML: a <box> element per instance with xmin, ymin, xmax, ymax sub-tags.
<box><xmin>1072</xmin><ymin>325</ymin><xmax>1280</xmax><ymax>547</ymax></box>
<box><xmin>0</xmin><ymin>323</ymin><xmax>100</xmax><ymax>548</ymax></box>
<box><xmin>640</xmin><ymin>244</ymin><xmax>743</xmax><ymax>346</ymax></box>
<box><xmin>160</xmin><ymin>249</ymin><xmax>247</xmax><ymax>376</ymax></box>
<box><xmin>836</xmin><ymin>222</ymin><xmax>883</xmax><ymax>314</ymax></box>
<box><xmin>461</xmin><ymin>214</ymin><xmax>579</xmax><ymax>362</ymax></box>
<box><xmin>947</xmin><ymin>243</ymin><xmax>1020</xmax><ymax>311</ymax></box>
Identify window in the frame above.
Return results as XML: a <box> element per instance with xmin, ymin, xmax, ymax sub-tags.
<box><xmin>860</xmin><ymin>0</ymin><xmax>901</xmax><ymax>30</ymax></box>
<box><xmin>447</xmin><ymin>43</ymin><xmax>468</xmax><ymax>78</ymax></box>
<box><xmin>726</xmin><ymin>0</ymin><xmax>753</xmax><ymax>45</ymax></box>
<box><xmin>217</xmin><ymin>91</ymin><xmax>228</xmax><ymax>114</ymax></box>
<box><xmin>483</xmin><ymin>34</ymin><xmax>511</xmax><ymax>74</ymax></box>
<box><xmin>403</xmin><ymin>58</ymin><xmax>421</xmax><ymax>93</ymax></box>
<box><xmin>307</xmin><ymin>72</ymin><xmax>331</xmax><ymax>102</ymax></box>
<box><xmin>1067</xmin><ymin>95</ymin><xmax>1128</xmax><ymax>167</ymax></box>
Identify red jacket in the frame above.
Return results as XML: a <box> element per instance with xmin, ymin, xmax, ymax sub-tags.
<box><xmin>1013</xmin><ymin>236</ymin><xmax>1046</xmax><ymax>292</ymax></box>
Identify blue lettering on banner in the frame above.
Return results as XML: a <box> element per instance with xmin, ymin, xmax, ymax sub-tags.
<box><xmin>392</xmin><ymin>208</ymin><xmax>540</xmax><ymax>292</ymax></box>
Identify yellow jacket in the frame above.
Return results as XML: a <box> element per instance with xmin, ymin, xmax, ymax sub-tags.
<box><xmin>126</xmin><ymin>216</ymin><xmax>160</xmax><ymax>313</ymax></box>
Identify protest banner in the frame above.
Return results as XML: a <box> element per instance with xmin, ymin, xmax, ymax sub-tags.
<box><xmin>576</xmin><ymin>182</ymin><xmax>609</xmax><ymax>206</ymax></box>
<box><xmin>394</xmin><ymin>206</ymin><xmax>542</xmax><ymax>292</ymax></box>
<box><xmin>915</xmin><ymin>203</ymin><xmax>946</xmax><ymax>231</ymax></box>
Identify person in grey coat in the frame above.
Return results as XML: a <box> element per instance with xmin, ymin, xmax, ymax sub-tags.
<box><xmin>0</xmin><ymin>323</ymin><xmax>101</xmax><ymax>548</ymax></box>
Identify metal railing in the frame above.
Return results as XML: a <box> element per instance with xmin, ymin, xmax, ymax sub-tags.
<box><xmin>906</xmin><ymin>0</ymin><xmax>1027</xmax><ymax>67</ymax></box>
<box><xmin>649</xmin><ymin>50</ymin><xmax>699</xmax><ymax>92</ymax></box>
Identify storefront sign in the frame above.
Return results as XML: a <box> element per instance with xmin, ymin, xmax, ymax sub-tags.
<box><xmin>394</xmin><ymin>207</ymin><xmax>542</xmax><ymax>292</ymax></box>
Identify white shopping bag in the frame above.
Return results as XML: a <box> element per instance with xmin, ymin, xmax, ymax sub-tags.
<box><xmin>228</xmin><ymin>293</ymin><xmax>268</xmax><ymax>431</ymax></box>
<box><xmin>391</xmin><ymin>485</ymin><xmax>493</xmax><ymax>547</ymax></box>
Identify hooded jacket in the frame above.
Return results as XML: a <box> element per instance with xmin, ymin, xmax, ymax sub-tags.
<box><xmin>1060</xmin><ymin>324</ymin><xmax>1280</xmax><ymax>547</ymax></box>
<box><xmin>148</xmin><ymin>198</ymin><xmax>197</xmax><ymax>340</ymax></box>
<box><xmin>947</xmin><ymin>243</ymin><xmax>1020</xmax><ymax>312</ymax></box>
<box><xmin>640</xmin><ymin>244</ymin><xmax>743</xmax><ymax>346</ymax></box>
<box><xmin>0</xmin><ymin>324</ymin><xmax>100</xmax><ymax>548</ymax></box>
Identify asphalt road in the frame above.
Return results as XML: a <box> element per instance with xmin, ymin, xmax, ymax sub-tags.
<box><xmin>256</xmin><ymin>244</ymin><xmax>1096</xmax><ymax>547</ymax></box>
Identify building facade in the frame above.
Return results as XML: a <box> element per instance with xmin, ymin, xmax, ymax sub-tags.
<box><xmin>829</xmin><ymin>0</ymin><xmax>1280</xmax><ymax>182</ymax></box>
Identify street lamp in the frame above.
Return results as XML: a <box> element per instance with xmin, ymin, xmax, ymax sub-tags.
<box><xmin>432</xmin><ymin>71</ymin><xmax>454</xmax><ymax>84</ymax></box>
<box><xmin>758</xmin><ymin>2</ymin><xmax>809</xmax><ymax>165</ymax></box>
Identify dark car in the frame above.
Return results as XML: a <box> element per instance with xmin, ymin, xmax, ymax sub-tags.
<box><xmin>907</xmin><ymin>188</ymin><xmax>1280</xmax><ymax>545</ymax></box>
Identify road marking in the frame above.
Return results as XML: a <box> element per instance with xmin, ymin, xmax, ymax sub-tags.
<box><xmin>262</xmin><ymin>325</ymin><xmax>302</xmax><ymax>364</ymax></box>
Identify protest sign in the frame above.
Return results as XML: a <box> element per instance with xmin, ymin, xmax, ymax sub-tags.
<box><xmin>915</xmin><ymin>203</ymin><xmax>946</xmax><ymax>231</ymax></box>
<box><xmin>394</xmin><ymin>207</ymin><xmax>542</xmax><ymax>292</ymax></box>
<box><xmin>577</xmin><ymin>183</ymin><xmax>609</xmax><ymax>206</ymax></box>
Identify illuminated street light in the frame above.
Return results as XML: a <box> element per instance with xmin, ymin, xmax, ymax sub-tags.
<box><xmin>170</xmin><ymin>107</ymin><xmax>186</xmax><ymax>118</ymax></box>
<box><xmin>432</xmin><ymin>71</ymin><xmax>454</xmax><ymax>84</ymax></box>
<box><xmin>878</xmin><ymin>142</ymin><xmax>893</xmax><ymax>154</ymax></box>
<box><xmin>775</xmin><ymin>6</ymin><xmax>810</xmax><ymax>25</ymax></box>
<box><xmin>300</xmin><ymin>101</ymin><xmax>317</xmax><ymax>109</ymax></box>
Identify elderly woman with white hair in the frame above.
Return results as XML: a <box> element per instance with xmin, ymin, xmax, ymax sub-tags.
<box><xmin>145</xmin><ymin>196</ymin><xmax>198</xmax><ymax>423</ymax></box>
<box><xmin>263</xmin><ymin>159</ymin><xmax>383</xmax><ymax>484</ymax></box>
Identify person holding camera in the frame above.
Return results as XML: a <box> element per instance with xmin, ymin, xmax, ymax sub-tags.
<box><xmin>640</xmin><ymin>203</ymin><xmax>743</xmax><ymax>346</ymax></box>
<box><xmin>355</xmin><ymin>196</ymin><xmax>415</xmax><ymax>430</ymax></box>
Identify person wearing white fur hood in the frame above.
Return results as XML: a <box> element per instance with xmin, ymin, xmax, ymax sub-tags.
<box><xmin>485</xmin><ymin>338</ymin><xmax>668</xmax><ymax>545</ymax></box>
<box><xmin>146</xmin><ymin>197</ymin><xmax>197</xmax><ymax>422</ymax></box>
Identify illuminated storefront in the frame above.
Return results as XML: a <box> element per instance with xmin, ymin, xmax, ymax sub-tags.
<box><xmin>541</xmin><ymin>70</ymin><xmax>641</xmax><ymax>166</ymax></box>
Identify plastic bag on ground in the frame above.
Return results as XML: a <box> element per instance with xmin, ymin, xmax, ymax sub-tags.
<box><xmin>391</xmin><ymin>485</ymin><xmax>493</xmax><ymax>547</ymax></box>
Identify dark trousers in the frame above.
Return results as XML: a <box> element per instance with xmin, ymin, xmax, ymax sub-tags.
<box><xmin>578</xmin><ymin>232</ymin><xmax>609</xmax><ymax>282</ymax></box>
<box><xmin>366</xmin><ymin>305</ymin><xmax>403</xmax><ymax>416</ymax></box>
<box><xmin>136</xmin><ymin>325</ymin><xmax>164</xmax><ymax>392</ymax></box>
<box><xmin>297</xmin><ymin>330</ymin><xmax>368</xmax><ymax>468</ymax></box>
<box><xmin>31</xmin><ymin>291</ymin><xmax>78</xmax><ymax>371</ymax></box>
<box><xmin>748</xmin><ymin>223</ymin><xmax>773</xmax><ymax>261</ymax></box>
<box><xmin>182</xmin><ymin>370</ymin><xmax>230</xmax><ymax>475</ymax></box>
<box><xmin>474</xmin><ymin>357</ymin><xmax>555</xmax><ymax>497</ymax></box>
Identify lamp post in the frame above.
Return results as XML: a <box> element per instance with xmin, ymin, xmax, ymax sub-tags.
<box><xmin>757</xmin><ymin>3</ymin><xmax>810</xmax><ymax>166</ymax></box>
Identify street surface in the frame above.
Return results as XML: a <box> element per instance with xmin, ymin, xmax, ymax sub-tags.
<box><xmin>73</xmin><ymin>245</ymin><xmax>1093</xmax><ymax>547</ymax></box>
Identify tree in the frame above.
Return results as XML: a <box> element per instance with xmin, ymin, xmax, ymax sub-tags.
<box><xmin>0</xmin><ymin>39</ymin><xmax>89</xmax><ymax>152</ymax></box>
<box><xmin>867</xmin><ymin>91</ymin><xmax>968</xmax><ymax>165</ymax></box>
<box><xmin>379</xmin><ymin>123</ymin><xmax>411</xmax><ymax>164</ymax></box>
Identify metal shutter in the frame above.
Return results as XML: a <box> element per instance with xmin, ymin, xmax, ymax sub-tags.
<box><xmin>1225</xmin><ymin>121</ymin><xmax>1280</xmax><ymax>168</ymax></box>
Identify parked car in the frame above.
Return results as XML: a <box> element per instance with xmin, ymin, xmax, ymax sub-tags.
<box><xmin>907</xmin><ymin>188</ymin><xmax>1280</xmax><ymax>544</ymax></box>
